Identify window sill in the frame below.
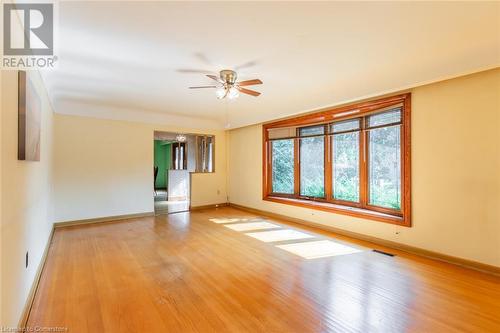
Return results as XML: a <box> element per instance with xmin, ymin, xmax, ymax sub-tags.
<box><xmin>263</xmin><ymin>196</ymin><xmax>410</xmax><ymax>227</ymax></box>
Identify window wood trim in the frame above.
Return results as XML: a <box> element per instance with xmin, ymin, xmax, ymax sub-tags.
<box><xmin>262</xmin><ymin>93</ymin><xmax>411</xmax><ymax>227</ymax></box>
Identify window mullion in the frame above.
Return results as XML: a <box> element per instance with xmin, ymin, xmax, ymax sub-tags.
<box><xmin>267</xmin><ymin>140</ymin><xmax>272</xmax><ymax>195</ymax></box>
<box><xmin>360</xmin><ymin>118</ymin><xmax>368</xmax><ymax>208</ymax></box>
<box><xmin>325</xmin><ymin>135</ymin><xmax>332</xmax><ymax>201</ymax></box>
<box><xmin>293</xmin><ymin>137</ymin><xmax>300</xmax><ymax>197</ymax></box>
<box><xmin>400</xmin><ymin>123</ymin><xmax>405</xmax><ymax>215</ymax></box>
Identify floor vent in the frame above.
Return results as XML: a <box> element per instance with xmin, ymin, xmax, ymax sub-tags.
<box><xmin>373</xmin><ymin>249</ymin><xmax>395</xmax><ymax>257</ymax></box>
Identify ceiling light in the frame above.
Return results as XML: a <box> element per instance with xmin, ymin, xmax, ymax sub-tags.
<box><xmin>228</xmin><ymin>86</ymin><xmax>240</xmax><ymax>99</ymax></box>
<box><xmin>216</xmin><ymin>87</ymin><xmax>226</xmax><ymax>99</ymax></box>
<box><xmin>176</xmin><ymin>134</ymin><xmax>186</xmax><ymax>142</ymax></box>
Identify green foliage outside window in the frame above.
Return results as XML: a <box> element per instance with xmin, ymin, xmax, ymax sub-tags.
<box><xmin>269</xmin><ymin>109</ymin><xmax>402</xmax><ymax>211</ymax></box>
<box><xmin>272</xmin><ymin>139</ymin><xmax>294</xmax><ymax>194</ymax></box>
<box><xmin>369</xmin><ymin>126</ymin><xmax>401</xmax><ymax>209</ymax></box>
<box><xmin>300</xmin><ymin>137</ymin><xmax>324</xmax><ymax>197</ymax></box>
<box><xmin>333</xmin><ymin>132</ymin><xmax>359</xmax><ymax>202</ymax></box>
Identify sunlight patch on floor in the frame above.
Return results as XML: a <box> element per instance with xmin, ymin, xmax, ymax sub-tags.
<box><xmin>277</xmin><ymin>240</ymin><xmax>362</xmax><ymax>259</ymax></box>
<box><xmin>224</xmin><ymin>222</ymin><xmax>281</xmax><ymax>232</ymax></box>
<box><xmin>209</xmin><ymin>216</ymin><xmax>364</xmax><ymax>260</ymax></box>
<box><xmin>246</xmin><ymin>218</ymin><xmax>268</xmax><ymax>223</ymax></box>
<box><xmin>209</xmin><ymin>218</ymin><xmax>243</xmax><ymax>224</ymax></box>
<box><xmin>245</xmin><ymin>229</ymin><xmax>315</xmax><ymax>243</ymax></box>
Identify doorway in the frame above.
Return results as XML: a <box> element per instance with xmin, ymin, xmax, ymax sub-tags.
<box><xmin>154</xmin><ymin>131</ymin><xmax>216</xmax><ymax>215</ymax></box>
<box><xmin>154</xmin><ymin>132</ymin><xmax>191</xmax><ymax>214</ymax></box>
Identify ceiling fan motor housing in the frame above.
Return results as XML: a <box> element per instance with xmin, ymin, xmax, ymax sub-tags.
<box><xmin>220</xmin><ymin>70</ymin><xmax>238</xmax><ymax>85</ymax></box>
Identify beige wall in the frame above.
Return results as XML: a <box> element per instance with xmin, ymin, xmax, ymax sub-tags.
<box><xmin>1</xmin><ymin>70</ymin><xmax>55</xmax><ymax>326</ymax></box>
<box><xmin>228</xmin><ymin>68</ymin><xmax>500</xmax><ymax>267</ymax></box>
<box><xmin>53</xmin><ymin>114</ymin><xmax>227</xmax><ymax>222</ymax></box>
<box><xmin>0</xmin><ymin>66</ymin><xmax>3</xmax><ymax>326</ymax></box>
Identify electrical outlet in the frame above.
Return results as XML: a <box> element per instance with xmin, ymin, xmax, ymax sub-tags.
<box><xmin>25</xmin><ymin>251</ymin><xmax>29</xmax><ymax>268</ymax></box>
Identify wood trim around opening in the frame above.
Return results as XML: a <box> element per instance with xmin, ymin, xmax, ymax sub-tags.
<box><xmin>262</xmin><ymin>93</ymin><xmax>411</xmax><ymax>227</ymax></box>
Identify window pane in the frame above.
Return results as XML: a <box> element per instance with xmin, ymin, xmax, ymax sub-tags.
<box><xmin>272</xmin><ymin>139</ymin><xmax>294</xmax><ymax>194</ymax></box>
<box><xmin>367</xmin><ymin>108</ymin><xmax>401</xmax><ymax>127</ymax></box>
<box><xmin>174</xmin><ymin>147</ymin><xmax>179</xmax><ymax>169</ymax></box>
<box><xmin>208</xmin><ymin>142</ymin><xmax>213</xmax><ymax>172</ymax></box>
<box><xmin>180</xmin><ymin>146</ymin><xmax>184</xmax><ymax>169</ymax></box>
<box><xmin>331</xmin><ymin>119</ymin><xmax>360</xmax><ymax>133</ymax></box>
<box><xmin>333</xmin><ymin>132</ymin><xmax>359</xmax><ymax>202</ymax></box>
<box><xmin>369</xmin><ymin>125</ymin><xmax>401</xmax><ymax>209</ymax></box>
<box><xmin>299</xmin><ymin>125</ymin><xmax>324</xmax><ymax>136</ymax></box>
<box><xmin>300</xmin><ymin>137</ymin><xmax>324</xmax><ymax>197</ymax></box>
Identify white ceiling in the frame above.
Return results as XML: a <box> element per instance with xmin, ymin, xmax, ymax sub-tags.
<box><xmin>41</xmin><ymin>1</ymin><xmax>499</xmax><ymax>129</ymax></box>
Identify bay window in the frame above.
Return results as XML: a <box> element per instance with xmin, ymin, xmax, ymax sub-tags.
<box><xmin>263</xmin><ymin>94</ymin><xmax>411</xmax><ymax>226</ymax></box>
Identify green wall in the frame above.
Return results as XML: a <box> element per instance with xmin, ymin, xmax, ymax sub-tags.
<box><xmin>154</xmin><ymin>140</ymin><xmax>171</xmax><ymax>189</ymax></box>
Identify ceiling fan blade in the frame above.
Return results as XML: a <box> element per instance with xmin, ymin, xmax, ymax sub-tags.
<box><xmin>237</xmin><ymin>79</ymin><xmax>263</xmax><ymax>86</ymax></box>
<box><xmin>237</xmin><ymin>87</ymin><xmax>261</xmax><ymax>97</ymax></box>
<box><xmin>193</xmin><ymin>52</ymin><xmax>213</xmax><ymax>65</ymax></box>
<box><xmin>206</xmin><ymin>74</ymin><xmax>222</xmax><ymax>83</ymax></box>
<box><xmin>189</xmin><ymin>85</ymin><xmax>217</xmax><ymax>89</ymax></box>
<box><xmin>235</xmin><ymin>60</ymin><xmax>258</xmax><ymax>70</ymax></box>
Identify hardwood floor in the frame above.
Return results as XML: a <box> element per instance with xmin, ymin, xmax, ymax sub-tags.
<box><xmin>27</xmin><ymin>207</ymin><xmax>500</xmax><ymax>332</ymax></box>
<box><xmin>154</xmin><ymin>189</ymin><xmax>189</xmax><ymax>215</ymax></box>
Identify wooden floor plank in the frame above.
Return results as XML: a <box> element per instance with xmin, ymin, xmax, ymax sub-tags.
<box><xmin>27</xmin><ymin>207</ymin><xmax>500</xmax><ymax>332</ymax></box>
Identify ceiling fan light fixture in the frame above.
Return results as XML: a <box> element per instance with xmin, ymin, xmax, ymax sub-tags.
<box><xmin>176</xmin><ymin>134</ymin><xmax>187</xmax><ymax>142</ymax></box>
<box><xmin>216</xmin><ymin>86</ymin><xmax>226</xmax><ymax>99</ymax></box>
<box><xmin>228</xmin><ymin>86</ymin><xmax>239</xmax><ymax>99</ymax></box>
<box><xmin>190</xmin><ymin>70</ymin><xmax>262</xmax><ymax>99</ymax></box>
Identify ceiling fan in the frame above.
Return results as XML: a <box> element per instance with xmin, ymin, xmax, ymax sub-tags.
<box><xmin>189</xmin><ymin>69</ymin><xmax>262</xmax><ymax>99</ymax></box>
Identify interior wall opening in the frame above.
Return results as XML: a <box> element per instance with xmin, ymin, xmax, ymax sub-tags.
<box><xmin>153</xmin><ymin>131</ymin><xmax>214</xmax><ymax>214</ymax></box>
